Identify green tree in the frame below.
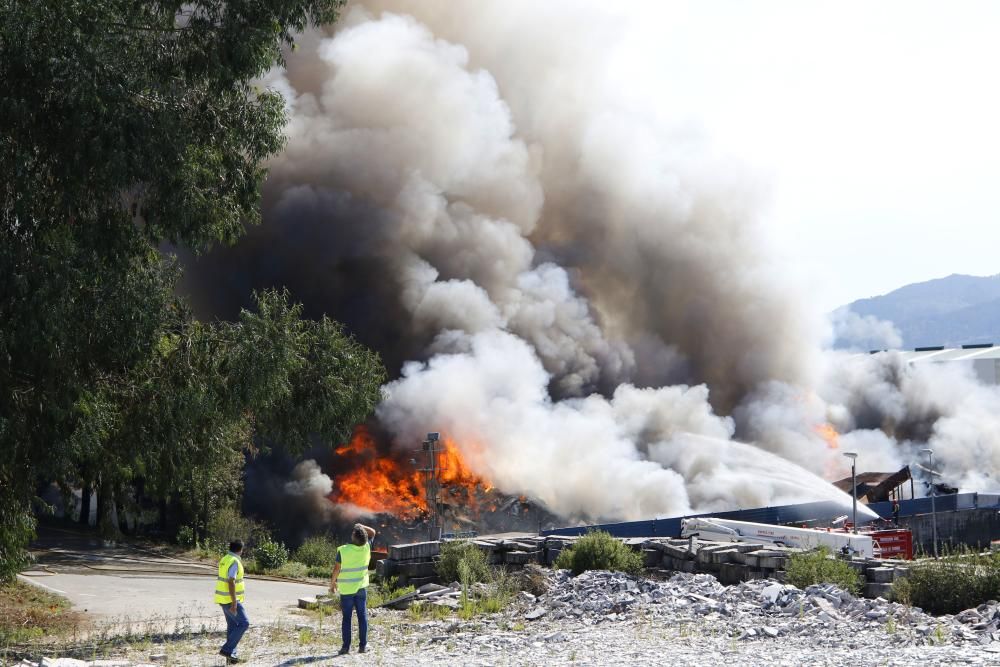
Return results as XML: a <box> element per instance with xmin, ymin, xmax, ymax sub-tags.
<box><xmin>0</xmin><ymin>0</ymin><xmax>379</xmax><ymax>582</ymax></box>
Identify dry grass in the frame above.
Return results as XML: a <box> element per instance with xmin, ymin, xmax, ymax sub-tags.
<box><xmin>0</xmin><ymin>580</ymin><xmax>83</xmax><ymax>645</ymax></box>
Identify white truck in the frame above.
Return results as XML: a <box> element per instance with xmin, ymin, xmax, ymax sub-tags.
<box><xmin>680</xmin><ymin>517</ymin><xmax>877</xmax><ymax>558</ymax></box>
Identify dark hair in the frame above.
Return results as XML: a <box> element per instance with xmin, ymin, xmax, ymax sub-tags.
<box><xmin>229</xmin><ymin>539</ymin><xmax>244</xmax><ymax>553</ymax></box>
<box><xmin>352</xmin><ymin>527</ymin><xmax>367</xmax><ymax>546</ymax></box>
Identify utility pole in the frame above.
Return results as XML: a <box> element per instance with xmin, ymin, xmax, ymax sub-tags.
<box><xmin>921</xmin><ymin>448</ymin><xmax>939</xmax><ymax>558</ymax></box>
<box><xmin>843</xmin><ymin>452</ymin><xmax>858</xmax><ymax>534</ymax></box>
<box><xmin>419</xmin><ymin>433</ymin><xmax>440</xmax><ymax>542</ymax></box>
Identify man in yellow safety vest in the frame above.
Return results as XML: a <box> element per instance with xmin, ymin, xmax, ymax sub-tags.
<box><xmin>215</xmin><ymin>539</ymin><xmax>249</xmax><ymax>664</ymax></box>
<box><xmin>331</xmin><ymin>523</ymin><xmax>376</xmax><ymax>655</ymax></box>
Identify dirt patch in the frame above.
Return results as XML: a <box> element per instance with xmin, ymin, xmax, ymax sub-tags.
<box><xmin>0</xmin><ymin>581</ymin><xmax>85</xmax><ymax>645</ymax></box>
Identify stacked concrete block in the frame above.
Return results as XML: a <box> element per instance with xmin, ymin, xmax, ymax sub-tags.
<box><xmin>379</xmin><ymin>541</ymin><xmax>441</xmax><ymax>586</ymax></box>
<box><xmin>380</xmin><ymin>534</ymin><xmax>915</xmax><ymax>600</ymax></box>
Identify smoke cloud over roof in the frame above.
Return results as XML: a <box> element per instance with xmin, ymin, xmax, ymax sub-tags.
<box><xmin>179</xmin><ymin>2</ymin><xmax>1000</xmax><ymax>524</ymax></box>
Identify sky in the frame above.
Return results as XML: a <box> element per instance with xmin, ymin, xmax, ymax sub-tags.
<box><xmin>613</xmin><ymin>1</ymin><xmax>1000</xmax><ymax>311</ymax></box>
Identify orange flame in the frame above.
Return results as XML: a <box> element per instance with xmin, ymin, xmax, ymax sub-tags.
<box><xmin>815</xmin><ymin>423</ymin><xmax>840</xmax><ymax>450</ymax></box>
<box><xmin>329</xmin><ymin>427</ymin><xmax>490</xmax><ymax>519</ymax></box>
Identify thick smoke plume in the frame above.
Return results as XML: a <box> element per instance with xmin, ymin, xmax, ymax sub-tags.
<box><xmin>179</xmin><ymin>1</ymin><xmax>1000</xmax><ymax>525</ymax></box>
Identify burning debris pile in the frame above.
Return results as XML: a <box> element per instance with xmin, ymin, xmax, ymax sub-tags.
<box><xmin>283</xmin><ymin>426</ymin><xmax>556</xmax><ymax>538</ymax></box>
<box><xmin>334</xmin><ymin>429</ymin><xmax>483</xmax><ymax>519</ymax></box>
<box><xmin>180</xmin><ymin>1</ymin><xmax>1000</xmax><ymax>534</ymax></box>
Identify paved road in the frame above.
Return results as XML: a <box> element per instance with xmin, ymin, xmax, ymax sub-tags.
<box><xmin>20</xmin><ymin>527</ymin><xmax>327</xmax><ymax>633</ymax></box>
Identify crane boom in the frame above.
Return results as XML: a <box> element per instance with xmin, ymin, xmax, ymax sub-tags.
<box><xmin>680</xmin><ymin>517</ymin><xmax>876</xmax><ymax>558</ymax></box>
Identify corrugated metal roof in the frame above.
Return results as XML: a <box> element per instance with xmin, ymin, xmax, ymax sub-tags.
<box><xmin>854</xmin><ymin>345</ymin><xmax>1000</xmax><ymax>384</ymax></box>
<box><xmin>832</xmin><ymin>467</ymin><xmax>911</xmax><ymax>502</ymax></box>
<box><xmin>896</xmin><ymin>346</ymin><xmax>1000</xmax><ymax>362</ymax></box>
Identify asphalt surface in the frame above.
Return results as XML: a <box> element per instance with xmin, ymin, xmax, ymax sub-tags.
<box><xmin>19</xmin><ymin>526</ymin><xmax>327</xmax><ymax>633</ymax></box>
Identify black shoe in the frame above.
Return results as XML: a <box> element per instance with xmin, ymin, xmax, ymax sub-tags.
<box><xmin>338</xmin><ymin>646</ymin><xmax>350</xmax><ymax>655</ymax></box>
<box><xmin>359</xmin><ymin>645</ymin><xmax>366</xmax><ymax>653</ymax></box>
<box><xmin>219</xmin><ymin>650</ymin><xmax>231</xmax><ymax>659</ymax></box>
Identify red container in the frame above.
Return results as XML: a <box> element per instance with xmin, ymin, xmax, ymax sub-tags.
<box><xmin>870</xmin><ymin>529</ymin><xmax>913</xmax><ymax>560</ymax></box>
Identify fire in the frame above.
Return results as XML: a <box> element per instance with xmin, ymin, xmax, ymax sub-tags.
<box><xmin>815</xmin><ymin>423</ymin><xmax>840</xmax><ymax>450</ymax></box>
<box><xmin>329</xmin><ymin>426</ymin><xmax>491</xmax><ymax>519</ymax></box>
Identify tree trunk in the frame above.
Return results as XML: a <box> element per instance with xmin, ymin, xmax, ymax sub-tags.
<box><xmin>114</xmin><ymin>484</ymin><xmax>129</xmax><ymax>535</ymax></box>
<box><xmin>95</xmin><ymin>483</ymin><xmax>105</xmax><ymax>532</ymax></box>
<box><xmin>96</xmin><ymin>476</ymin><xmax>119</xmax><ymax>539</ymax></box>
<box><xmin>78</xmin><ymin>484</ymin><xmax>92</xmax><ymax>526</ymax></box>
<box><xmin>158</xmin><ymin>496</ymin><xmax>168</xmax><ymax>533</ymax></box>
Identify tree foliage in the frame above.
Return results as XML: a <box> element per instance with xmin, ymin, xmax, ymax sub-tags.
<box><xmin>0</xmin><ymin>0</ymin><xmax>381</xmax><ymax>582</ymax></box>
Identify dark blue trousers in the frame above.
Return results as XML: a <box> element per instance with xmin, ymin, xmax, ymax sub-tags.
<box><xmin>340</xmin><ymin>587</ymin><xmax>368</xmax><ymax>650</ymax></box>
<box><xmin>220</xmin><ymin>602</ymin><xmax>249</xmax><ymax>657</ymax></box>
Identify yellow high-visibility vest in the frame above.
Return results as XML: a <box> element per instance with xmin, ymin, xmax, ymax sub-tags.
<box><xmin>214</xmin><ymin>553</ymin><xmax>245</xmax><ymax>604</ymax></box>
<box><xmin>336</xmin><ymin>543</ymin><xmax>371</xmax><ymax>595</ymax></box>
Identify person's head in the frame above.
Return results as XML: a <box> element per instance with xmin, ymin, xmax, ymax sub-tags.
<box><xmin>229</xmin><ymin>539</ymin><xmax>244</xmax><ymax>554</ymax></box>
<box><xmin>352</xmin><ymin>525</ymin><xmax>367</xmax><ymax>546</ymax></box>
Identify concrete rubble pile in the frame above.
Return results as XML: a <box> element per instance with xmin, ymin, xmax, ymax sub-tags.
<box><xmin>520</xmin><ymin>568</ymin><xmax>1000</xmax><ymax>648</ymax></box>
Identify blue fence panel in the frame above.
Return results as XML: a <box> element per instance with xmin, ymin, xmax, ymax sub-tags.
<box><xmin>868</xmin><ymin>500</ymin><xmax>891</xmax><ymax>518</ymax></box>
<box><xmin>978</xmin><ymin>494</ymin><xmax>1000</xmax><ymax>508</ymax></box>
<box><xmin>542</xmin><ymin>491</ymin><xmax>1000</xmax><ymax>538</ymax></box>
<box><xmin>956</xmin><ymin>493</ymin><xmax>978</xmax><ymax>510</ymax></box>
<box><xmin>545</xmin><ymin>499</ymin><xmax>871</xmax><ymax>538</ymax></box>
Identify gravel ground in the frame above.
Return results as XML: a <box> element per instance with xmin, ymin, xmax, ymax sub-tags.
<box><xmin>13</xmin><ymin>569</ymin><xmax>1000</xmax><ymax>666</ymax></box>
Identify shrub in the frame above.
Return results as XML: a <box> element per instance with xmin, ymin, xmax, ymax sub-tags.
<box><xmin>254</xmin><ymin>537</ymin><xmax>289</xmax><ymax>571</ymax></box>
<box><xmin>457</xmin><ymin>565</ymin><xmax>517</xmax><ymax>619</ymax></box>
<box><xmin>176</xmin><ymin>525</ymin><xmax>197</xmax><ymax>549</ymax></box>
<box><xmin>513</xmin><ymin>564</ymin><xmax>550</xmax><ymax>596</ymax></box>
<box><xmin>204</xmin><ymin>506</ymin><xmax>267</xmax><ymax>555</ymax></box>
<box><xmin>307</xmin><ymin>565</ymin><xmax>333</xmax><ymax>579</ymax></box>
<box><xmin>294</xmin><ymin>536</ymin><xmax>339</xmax><ymax>569</ymax></box>
<box><xmin>274</xmin><ymin>561</ymin><xmax>308</xmax><ymax>579</ymax></box>
<box><xmin>437</xmin><ymin>540</ymin><xmax>490</xmax><ymax>584</ymax></box>
<box><xmin>894</xmin><ymin>551</ymin><xmax>1000</xmax><ymax>615</ymax></box>
<box><xmin>553</xmin><ymin>531</ymin><xmax>643</xmax><ymax>576</ymax></box>
<box><xmin>786</xmin><ymin>547</ymin><xmax>861</xmax><ymax>595</ymax></box>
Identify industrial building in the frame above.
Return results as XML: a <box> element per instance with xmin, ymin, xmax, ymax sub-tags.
<box><xmin>876</xmin><ymin>343</ymin><xmax>1000</xmax><ymax>385</ymax></box>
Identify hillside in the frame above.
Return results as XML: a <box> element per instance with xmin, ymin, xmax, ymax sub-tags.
<box><xmin>836</xmin><ymin>273</ymin><xmax>1000</xmax><ymax>350</ymax></box>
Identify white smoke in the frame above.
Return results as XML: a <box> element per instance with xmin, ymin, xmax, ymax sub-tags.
<box><xmin>830</xmin><ymin>307</ymin><xmax>904</xmax><ymax>351</ymax></box>
<box><xmin>239</xmin><ymin>2</ymin><xmax>1000</xmax><ymax>523</ymax></box>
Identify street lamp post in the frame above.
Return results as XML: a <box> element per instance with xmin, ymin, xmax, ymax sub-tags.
<box><xmin>921</xmin><ymin>448</ymin><xmax>939</xmax><ymax>558</ymax></box>
<box><xmin>843</xmin><ymin>452</ymin><xmax>858</xmax><ymax>534</ymax></box>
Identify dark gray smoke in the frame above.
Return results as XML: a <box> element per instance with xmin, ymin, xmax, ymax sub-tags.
<box><xmin>180</xmin><ymin>2</ymin><xmax>1000</xmax><ymax>524</ymax></box>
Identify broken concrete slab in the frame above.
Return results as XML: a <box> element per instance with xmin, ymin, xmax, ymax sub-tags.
<box><xmin>380</xmin><ymin>590</ymin><xmax>420</xmax><ymax>610</ymax></box>
<box><xmin>864</xmin><ymin>582</ymin><xmax>894</xmax><ymax>600</ymax></box>
<box><xmin>505</xmin><ymin>550</ymin><xmax>537</xmax><ymax>565</ymax></box>
<box><xmin>525</xmin><ymin>606</ymin><xmax>548</xmax><ymax>620</ymax></box>
<box><xmin>397</xmin><ymin>560</ymin><xmax>439</xmax><ymax>577</ymax></box>
<box><xmin>389</xmin><ymin>541</ymin><xmax>441</xmax><ymax>561</ymax></box>
<box><xmin>867</xmin><ymin>567</ymin><xmax>896</xmax><ymax>584</ymax></box>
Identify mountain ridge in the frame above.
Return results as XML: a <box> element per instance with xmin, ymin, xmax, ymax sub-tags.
<box><xmin>836</xmin><ymin>273</ymin><xmax>1000</xmax><ymax>350</ymax></box>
